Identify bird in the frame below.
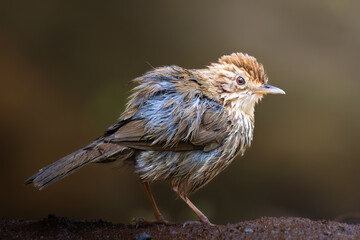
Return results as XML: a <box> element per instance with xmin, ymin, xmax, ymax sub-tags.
<box><xmin>25</xmin><ymin>52</ymin><xmax>285</xmax><ymax>225</ymax></box>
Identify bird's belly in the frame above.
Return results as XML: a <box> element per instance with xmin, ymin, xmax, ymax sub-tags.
<box><xmin>135</xmin><ymin>148</ymin><xmax>235</xmax><ymax>195</ymax></box>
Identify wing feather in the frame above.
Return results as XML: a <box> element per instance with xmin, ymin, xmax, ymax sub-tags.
<box><xmin>106</xmin><ymin>104</ymin><xmax>229</xmax><ymax>152</ymax></box>
<box><xmin>104</xmin><ymin>66</ymin><xmax>231</xmax><ymax>152</ymax></box>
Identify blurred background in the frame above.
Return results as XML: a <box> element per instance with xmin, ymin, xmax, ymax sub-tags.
<box><xmin>1</xmin><ymin>0</ymin><xmax>360</xmax><ymax>224</ymax></box>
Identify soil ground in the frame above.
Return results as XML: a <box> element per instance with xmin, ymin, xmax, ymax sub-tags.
<box><xmin>1</xmin><ymin>215</ymin><xmax>360</xmax><ymax>240</ymax></box>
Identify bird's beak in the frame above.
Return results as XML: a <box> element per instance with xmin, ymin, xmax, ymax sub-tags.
<box><xmin>253</xmin><ymin>84</ymin><xmax>285</xmax><ymax>95</ymax></box>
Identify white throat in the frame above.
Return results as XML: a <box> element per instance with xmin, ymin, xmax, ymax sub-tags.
<box><xmin>222</xmin><ymin>93</ymin><xmax>262</xmax><ymax>157</ymax></box>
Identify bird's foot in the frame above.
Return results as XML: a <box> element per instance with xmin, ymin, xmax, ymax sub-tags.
<box><xmin>154</xmin><ymin>214</ymin><xmax>172</xmax><ymax>225</ymax></box>
<box><xmin>131</xmin><ymin>217</ymin><xmax>147</xmax><ymax>228</ymax></box>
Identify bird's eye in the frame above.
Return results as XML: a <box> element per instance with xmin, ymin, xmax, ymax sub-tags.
<box><xmin>236</xmin><ymin>76</ymin><xmax>245</xmax><ymax>85</ymax></box>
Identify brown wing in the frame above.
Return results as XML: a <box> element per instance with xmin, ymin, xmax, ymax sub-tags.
<box><xmin>105</xmin><ymin>108</ymin><xmax>230</xmax><ymax>152</ymax></box>
<box><xmin>103</xmin><ymin>66</ymin><xmax>231</xmax><ymax>152</ymax></box>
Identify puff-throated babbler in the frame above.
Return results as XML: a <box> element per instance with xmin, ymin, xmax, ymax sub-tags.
<box><xmin>26</xmin><ymin>53</ymin><xmax>285</xmax><ymax>225</ymax></box>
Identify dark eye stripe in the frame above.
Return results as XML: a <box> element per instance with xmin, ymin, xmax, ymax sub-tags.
<box><xmin>236</xmin><ymin>76</ymin><xmax>245</xmax><ymax>85</ymax></box>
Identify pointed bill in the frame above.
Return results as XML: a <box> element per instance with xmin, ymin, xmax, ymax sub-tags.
<box><xmin>253</xmin><ymin>84</ymin><xmax>285</xmax><ymax>95</ymax></box>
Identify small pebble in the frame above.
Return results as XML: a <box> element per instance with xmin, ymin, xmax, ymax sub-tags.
<box><xmin>134</xmin><ymin>232</ymin><xmax>152</xmax><ymax>240</ymax></box>
<box><xmin>244</xmin><ymin>228</ymin><xmax>253</xmax><ymax>233</ymax></box>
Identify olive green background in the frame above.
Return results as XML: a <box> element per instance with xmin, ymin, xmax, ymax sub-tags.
<box><xmin>1</xmin><ymin>1</ymin><xmax>360</xmax><ymax>224</ymax></box>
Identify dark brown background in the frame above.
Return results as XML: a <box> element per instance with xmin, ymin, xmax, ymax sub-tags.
<box><xmin>1</xmin><ymin>1</ymin><xmax>360</xmax><ymax>224</ymax></box>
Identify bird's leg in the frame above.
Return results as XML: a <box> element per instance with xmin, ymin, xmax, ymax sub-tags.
<box><xmin>172</xmin><ymin>185</ymin><xmax>212</xmax><ymax>225</ymax></box>
<box><xmin>141</xmin><ymin>181</ymin><xmax>168</xmax><ymax>223</ymax></box>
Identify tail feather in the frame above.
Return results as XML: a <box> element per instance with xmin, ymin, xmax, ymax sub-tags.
<box><xmin>25</xmin><ymin>141</ymin><xmax>130</xmax><ymax>190</ymax></box>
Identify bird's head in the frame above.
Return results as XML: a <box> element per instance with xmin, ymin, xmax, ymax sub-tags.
<box><xmin>199</xmin><ymin>52</ymin><xmax>285</xmax><ymax>118</ymax></box>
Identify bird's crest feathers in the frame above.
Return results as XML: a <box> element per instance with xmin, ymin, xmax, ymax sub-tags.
<box><xmin>216</xmin><ymin>52</ymin><xmax>268</xmax><ymax>85</ymax></box>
